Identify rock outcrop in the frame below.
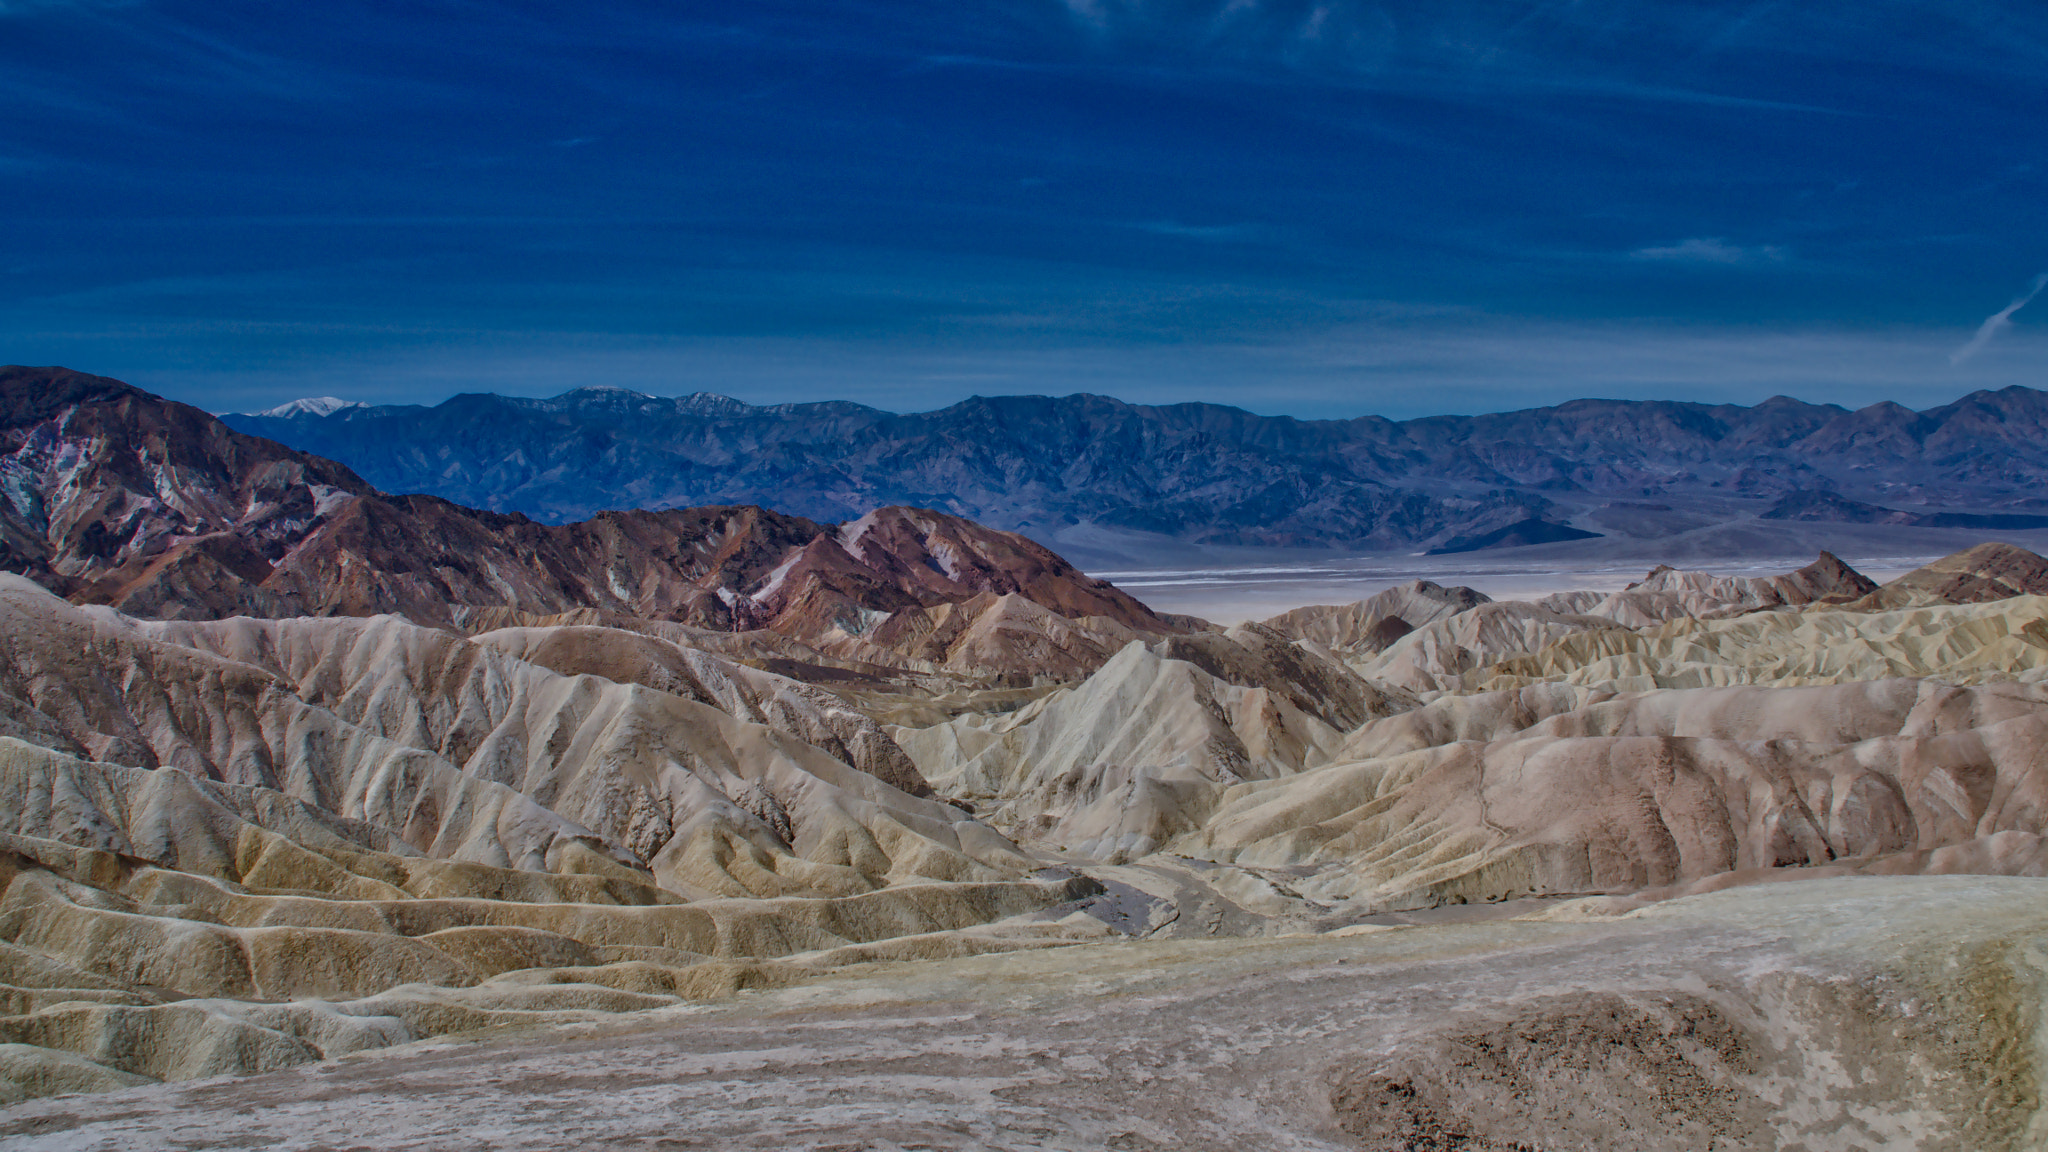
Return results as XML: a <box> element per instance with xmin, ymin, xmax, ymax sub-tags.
<box><xmin>1260</xmin><ymin>580</ymin><xmax>1489</xmax><ymax>656</ymax></box>
<box><xmin>1557</xmin><ymin>550</ymin><xmax>1879</xmax><ymax>626</ymax></box>
<box><xmin>1847</xmin><ymin>540</ymin><xmax>2048</xmax><ymax>611</ymax></box>
<box><xmin>1188</xmin><ymin>676</ymin><xmax>2048</xmax><ymax>909</ymax></box>
<box><xmin>894</xmin><ymin>623</ymin><xmax>1419</xmax><ymax>862</ymax></box>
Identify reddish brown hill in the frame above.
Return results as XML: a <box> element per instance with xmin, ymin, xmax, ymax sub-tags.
<box><xmin>1848</xmin><ymin>541</ymin><xmax>2048</xmax><ymax>611</ymax></box>
<box><xmin>0</xmin><ymin>366</ymin><xmax>1180</xmax><ymax>659</ymax></box>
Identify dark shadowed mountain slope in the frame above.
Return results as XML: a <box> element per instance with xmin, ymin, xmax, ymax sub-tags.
<box><xmin>1424</xmin><ymin>517</ymin><xmax>1602</xmax><ymax>555</ymax></box>
<box><xmin>0</xmin><ymin>367</ymin><xmax>1177</xmax><ymax>658</ymax></box>
<box><xmin>224</xmin><ymin>384</ymin><xmax>2048</xmax><ymax>552</ymax></box>
<box><xmin>230</xmin><ymin>389</ymin><xmax>1550</xmax><ymax>549</ymax></box>
<box><xmin>1762</xmin><ymin>490</ymin><xmax>2048</xmax><ymax>531</ymax></box>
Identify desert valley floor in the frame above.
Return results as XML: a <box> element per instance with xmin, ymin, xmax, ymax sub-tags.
<box><xmin>4</xmin><ymin>370</ymin><xmax>2048</xmax><ymax>1148</ymax></box>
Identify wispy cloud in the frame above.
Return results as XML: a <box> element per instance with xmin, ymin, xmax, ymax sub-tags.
<box><xmin>1951</xmin><ymin>272</ymin><xmax>2048</xmax><ymax>365</ymax></box>
<box><xmin>1043</xmin><ymin>1</ymin><xmax>1859</xmax><ymax>113</ymax></box>
<box><xmin>1629</xmin><ymin>238</ymin><xmax>1788</xmax><ymax>266</ymax></box>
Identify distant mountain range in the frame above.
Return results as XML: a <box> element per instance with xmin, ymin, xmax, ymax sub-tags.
<box><xmin>223</xmin><ymin>384</ymin><xmax>2048</xmax><ymax>555</ymax></box>
<box><xmin>0</xmin><ymin>366</ymin><xmax>1181</xmax><ymax>678</ymax></box>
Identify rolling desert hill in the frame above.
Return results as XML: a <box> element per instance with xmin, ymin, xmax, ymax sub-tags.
<box><xmin>6</xmin><ymin>366</ymin><xmax>2048</xmax><ymax>1146</ymax></box>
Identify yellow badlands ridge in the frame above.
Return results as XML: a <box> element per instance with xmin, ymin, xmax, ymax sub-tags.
<box><xmin>3</xmin><ymin>547</ymin><xmax>2048</xmax><ymax>1149</ymax></box>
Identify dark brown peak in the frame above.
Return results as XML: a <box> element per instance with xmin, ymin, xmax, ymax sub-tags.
<box><xmin>844</xmin><ymin>506</ymin><xmax>1050</xmax><ymax>583</ymax></box>
<box><xmin>0</xmin><ymin>365</ymin><xmax>150</xmax><ymax>424</ymax></box>
<box><xmin>1400</xmin><ymin>580</ymin><xmax>1490</xmax><ymax>607</ymax></box>
<box><xmin>607</xmin><ymin>504</ymin><xmax>826</xmax><ymax>537</ymax></box>
<box><xmin>830</xmin><ymin>505</ymin><xmax>1174</xmax><ymax>633</ymax></box>
<box><xmin>4</xmin><ymin>365</ymin><xmax>373</xmax><ymax>496</ymax></box>
<box><xmin>1918</xmin><ymin>542</ymin><xmax>2048</xmax><ymax>598</ymax></box>
<box><xmin>855</xmin><ymin>505</ymin><xmax>1058</xmax><ymax>552</ymax></box>
<box><xmin>1625</xmin><ymin>563</ymin><xmax>1680</xmax><ymax>591</ymax></box>
<box><xmin>1925</xmin><ymin>540</ymin><xmax>2048</xmax><ymax>573</ymax></box>
<box><xmin>1797</xmin><ymin>550</ymin><xmax>1873</xmax><ymax>582</ymax></box>
<box><xmin>1784</xmin><ymin>551</ymin><xmax>1879</xmax><ymax>599</ymax></box>
<box><xmin>387</xmin><ymin>492</ymin><xmax>528</xmax><ymax>526</ymax></box>
<box><xmin>0</xmin><ymin>366</ymin><xmax>397</xmax><ymax>619</ymax></box>
<box><xmin>1846</xmin><ymin>540</ymin><xmax>2048</xmax><ymax>610</ymax></box>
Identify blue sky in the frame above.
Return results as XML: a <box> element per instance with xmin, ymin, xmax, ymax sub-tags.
<box><xmin>3</xmin><ymin>0</ymin><xmax>2045</xmax><ymax>417</ymax></box>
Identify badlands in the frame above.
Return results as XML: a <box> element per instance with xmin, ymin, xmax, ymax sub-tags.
<box><xmin>2</xmin><ymin>369</ymin><xmax>2048</xmax><ymax>1147</ymax></box>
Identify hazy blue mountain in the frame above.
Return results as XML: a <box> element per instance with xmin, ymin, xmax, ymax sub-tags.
<box><xmin>224</xmin><ymin>386</ymin><xmax>2048</xmax><ymax>553</ymax></box>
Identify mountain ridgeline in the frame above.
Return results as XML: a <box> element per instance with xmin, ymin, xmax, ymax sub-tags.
<box><xmin>224</xmin><ymin>383</ymin><xmax>2048</xmax><ymax>551</ymax></box>
<box><xmin>0</xmin><ymin>366</ymin><xmax>1183</xmax><ymax>679</ymax></box>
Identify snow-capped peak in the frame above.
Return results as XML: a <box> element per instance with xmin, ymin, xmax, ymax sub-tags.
<box><xmin>246</xmin><ymin>397</ymin><xmax>366</xmax><ymax>418</ymax></box>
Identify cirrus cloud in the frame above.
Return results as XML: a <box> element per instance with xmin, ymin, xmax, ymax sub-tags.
<box><xmin>1951</xmin><ymin>273</ymin><xmax>2048</xmax><ymax>365</ymax></box>
<box><xmin>1630</xmin><ymin>238</ymin><xmax>1788</xmax><ymax>266</ymax></box>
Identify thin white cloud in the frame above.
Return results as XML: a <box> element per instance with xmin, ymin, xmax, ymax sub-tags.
<box><xmin>1950</xmin><ymin>273</ymin><xmax>2048</xmax><ymax>365</ymax></box>
<box><xmin>1629</xmin><ymin>238</ymin><xmax>1788</xmax><ymax>266</ymax></box>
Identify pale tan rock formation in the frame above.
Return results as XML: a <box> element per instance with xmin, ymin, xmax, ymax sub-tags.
<box><xmin>0</xmin><ymin>570</ymin><xmax>1125</xmax><ymax>1100</ymax></box>
<box><xmin>1352</xmin><ymin>600</ymin><xmax>1627</xmax><ymax>693</ymax></box>
<box><xmin>896</xmin><ymin>641</ymin><xmax>1397</xmax><ymax>862</ymax></box>
<box><xmin>1185</xmin><ymin>676</ymin><xmax>2048</xmax><ymax>910</ymax></box>
<box><xmin>0</xmin><ymin>736</ymin><xmax>1095</xmax><ymax>1097</ymax></box>
<box><xmin>1557</xmin><ymin>550</ymin><xmax>1878</xmax><ymax>626</ymax></box>
<box><xmin>1478</xmin><ymin>594</ymin><xmax>2048</xmax><ymax>692</ymax></box>
<box><xmin>468</xmin><ymin>624</ymin><xmax>931</xmax><ymax>795</ymax></box>
<box><xmin>1259</xmin><ymin>579</ymin><xmax>1489</xmax><ymax>654</ymax></box>
<box><xmin>1151</xmin><ymin>621</ymin><xmax>1418</xmax><ymax>730</ymax></box>
<box><xmin>0</xmin><ymin>576</ymin><xmax>1025</xmax><ymax>899</ymax></box>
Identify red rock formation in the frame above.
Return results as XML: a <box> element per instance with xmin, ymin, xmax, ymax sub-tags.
<box><xmin>0</xmin><ymin>367</ymin><xmax>1182</xmax><ymax>666</ymax></box>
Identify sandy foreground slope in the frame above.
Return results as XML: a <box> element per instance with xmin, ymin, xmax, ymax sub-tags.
<box><xmin>0</xmin><ymin>874</ymin><xmax>2041</xmax><ymax>1151</ymax></box>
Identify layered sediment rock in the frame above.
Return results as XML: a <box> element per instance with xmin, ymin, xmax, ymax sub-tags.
<box><xmin>9</xmin><ymin>370</ymin><xmax>2048</xmax><ymax>1134</ymax></box>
